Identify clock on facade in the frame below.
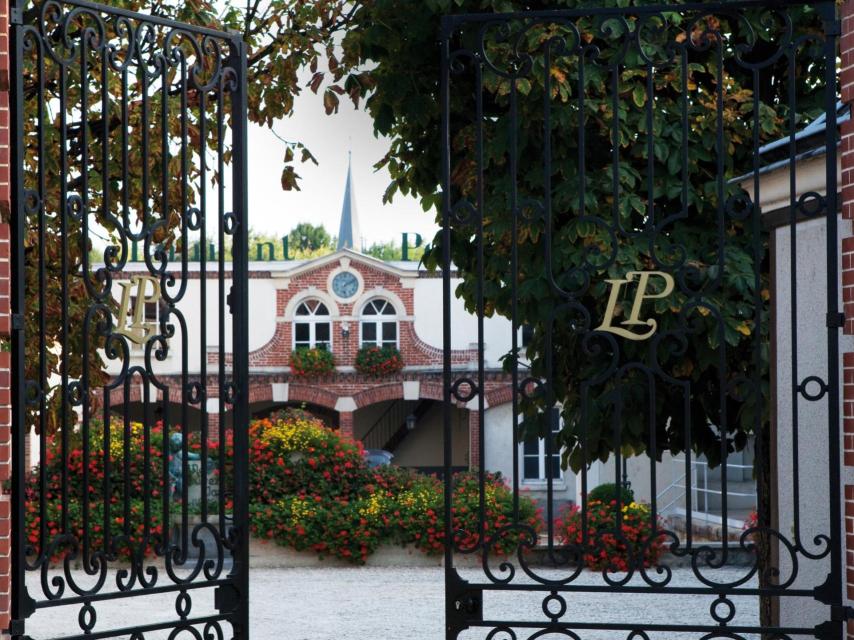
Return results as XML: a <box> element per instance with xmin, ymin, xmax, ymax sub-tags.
<box><xmin>331</xmin><ymin>271</ymin><xmax>359</xmax><ymax>299</ymax></box>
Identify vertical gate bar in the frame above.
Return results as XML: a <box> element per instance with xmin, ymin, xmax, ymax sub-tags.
<box><xmin>9</xmin><ymin>0</ymin><xmax>27</xmax><ymax>634</ymax></box>
<box><xmin>474</xmin><ymin>38</ymin><xmax>486</xmax><ymax>558</ymax></box>
<box><xmin>439</xmin><ymin>20</ymin><xmax>454</xmax><ymax>640</ymax></box>
<box><xmin>787</xmin><ymin>41</ymin><xmax>802</xmax><ymax>555</ymax></box>
<box><xmin>542</xmin><ymin>36</ymin><xmax>556</xmax><ymax>551</ymax></box>
<box><xmin>509</xmin><ymin>76</ymin><xmax>519</xmax><ymax>522</ymax></box>
<box><xmin>228</xmin><ymin>34</ymin><xmax>251</xmax><ymax>640</ymax></box>
<box><xmin>820</xmin><ymin>2</ymin><xmax>843</xmax><ymax>636</ymax></box>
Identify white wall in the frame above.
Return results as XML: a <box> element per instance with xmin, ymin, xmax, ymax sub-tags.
<box><xmin>105</xmin><ymin>265</ymin><xmax>278</xmax><ymax>377</ymax></box>
<box><xmin>773</xmin><ymin>214</ymin><xmax>847</xmax><ymax>629</ymax></box>
<box><xmin>483</xmin><ymin>403</ymin><xmax>576</xmax><ymax>506</ymax></box>
<box><xmin>413</xmin><ymin>278</ymin><xmax>514</xmax><ymax>369</ymax></box>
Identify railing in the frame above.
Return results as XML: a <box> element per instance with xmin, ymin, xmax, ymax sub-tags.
<box><xmin>362</xmin><ymin>400</ymin><xmax>414</xmax><ymax>451</ymax></box>
<box><xmin>656</xmin><ymin>458</ymin><xmax>757</xmax><ymax>526</ymax></box>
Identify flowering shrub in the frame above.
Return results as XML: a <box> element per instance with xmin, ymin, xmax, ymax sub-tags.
<box><xmin>450</xmin><ymin>472</ymin><xmax>542</xmax><ymax>555</ymax></box>
<box><xmin>23</xmin><ymin>421</ymin><xmax>230</xmax><ymax>561</ymax></box>
<box><xmin>25</xmin><ymin>408</ymin><xmax>542</xmax><ymax>566</ymax></box>
<box><xmin>743</xmin><ymin>509</ymin><xmax>759</xmax><ymax>531</ymax></box>
<box><xmin>555</xmin><ymin>499</ymin><xmax>665</xmax><ymax>571</ymax></box>
<box><xmin>248</xmin><ymin>409</ymin><xmax>542</xmax><ymax>563</ymax></box>
<box><xmin>290</xmin><ymin>347</ymin><xmax>335</xmax><ymax>378</ymax></box>
<box><xmin>354</xmin><ymin>345</ymin><xmax>404</xmax><ymax>376</ymax></box>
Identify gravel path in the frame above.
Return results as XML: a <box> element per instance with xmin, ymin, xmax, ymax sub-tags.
<box><xmin>24</xmin><ymin>566</ymin><xmax>760</xmax><ymax>639</ymax></box>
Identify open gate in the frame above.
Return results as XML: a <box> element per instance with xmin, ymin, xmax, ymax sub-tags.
<box><xmin>9</xmin><ymin>0</ymin><xmax>250</xmax><ymax>637</ymax></box>
<box><xmin>441</xmin><ymin>2</ymin><xmax>844</xmax><ymax>638</ymax></box>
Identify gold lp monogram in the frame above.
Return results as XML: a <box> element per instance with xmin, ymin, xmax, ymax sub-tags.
<box><xmin>596</xmin><ymin>271</ymin><xmax>675</xmax><ymax>341</ymax></box>
<box><xmin>115</xmin><ymin>275</ymin><xmax>162</xmax><ymax>345</ymax></box>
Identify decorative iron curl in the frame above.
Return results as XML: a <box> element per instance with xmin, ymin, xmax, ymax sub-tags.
<box><xmin>797</xmin><ymin>375</ymin><xmax>828</xmax><ymax>402</ymax></box>
<box><xmin>527</xmin><ymin>627</ymin><xmax>582</xmax><ymax>640</ymax></box>
<box><xmin>106</xmin><ymin>15</ymin><xmax>137</xmax><ymax>72</ymax></box>
<box><xmin>77</xmin><ymin>602</ymin><xmax>97</xmax><ymax>633</ymax></box>
<box><xmin>635</xmin><ymin>11</ymin><xmax>680</xmax><ymax>67</ymax></box>
<box><xmin>479</xmin><ymin>522</ymin><xmax>539</xmax><ymax>585</ymax></box>
<box><xmin>485</xmin><ymin>626</ymin><xmax>518</xmax><ymax>640</ymax></box>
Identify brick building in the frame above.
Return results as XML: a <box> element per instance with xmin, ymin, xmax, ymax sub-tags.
<box><xmin>81</xmin><ymin>163</ymin><xmax>581</xmax><ymax>507</ymax></box>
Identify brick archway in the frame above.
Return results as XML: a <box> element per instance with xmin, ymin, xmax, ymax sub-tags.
<box><xmin>352</xmin><ymin>383</ymin><xmax>403</xmax><ymax>408</ymax></box>
<box><xmin>287</xmin><ymin>384</ymin><xmax>339</xmax><ymax>410</ymax></box>
<box><xmin>351</xmin><ymin>381</ymin><xmax>447</xmax><ymax>409</ymax></box>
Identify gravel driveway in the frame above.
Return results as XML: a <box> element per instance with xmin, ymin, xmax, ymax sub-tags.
<box><xmin>24</xmin><ymin>566</ymin><xmax>761</xmax><ymax>639</ymax></box>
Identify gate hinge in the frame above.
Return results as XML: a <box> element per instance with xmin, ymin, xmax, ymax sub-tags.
<box><xmin>11</xmin><ymin>313</ymin><xmax>23</xmax><ymax>331</ymax></box>
<box><xmin>5</xmin><ymin>587</ymin><xmax>37</xmax><ymax>636</ymax></box>
<box><xmin>831</xmin><ymin>605</ymin><xmax>854</xmax><ymax>621</ymax></box>
<box><xmin>10</xmin><ymin>7</ymin><xmax>23</xmax><ymax>25</ymax></box>
<box><xmin>826</xmin><ymin>312</ymin><xmax>845</xmax><ymax>329</ymax></box>
<box><xmin>815</xmin><ymin>619</ymin><xmax>843</xmax><ymax>640</ymax></box>
<box><xmin>814</xmin><ymin>573</ymin><xmax>836</xmax><ymax>605</ymax></box>
<box><xmin>214</xmin><ymin>583</ymin><xmax>240</xmax><ymax>615</ymax></box>
<box><xmin>446</xmin><ymin>569</ymin><xmax>482</xmax><ymax>635</ymax></box>
<box><xmin>226</xmin><ymin>286</ymin><xmax>234</xmax><ymax>315</ymax></box>
<box><xmin>5</xmin><ymin>618</ymin><xmax>28</xmax><ymax>637</ymax></box>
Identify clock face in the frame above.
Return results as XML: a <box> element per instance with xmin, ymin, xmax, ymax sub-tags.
<box><xmin>332</xmin><ymin>271</ymin><xmax>359</xmax><ymax>299</ymax></box>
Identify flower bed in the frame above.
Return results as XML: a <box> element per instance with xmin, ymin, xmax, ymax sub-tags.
<box><xmin>24</xmin><ymin>421</ymin><xmax>231</xmax><ymax>561</ymax></box>
<box><xmin>290</xmin><ymin>347</ymin><xmax>335</xmax><ymax>377</ymax></box>
<box><xmin>26</xmin><ymin>409</ymin><xmax>562</xmax><ymax>568</ymax></box>
<box><xmin>354</xmin><ymin>345</ymin><xmax>404</xmax><ymax>376</ymax></box>
<box><xmin>249</xmin><ymin>409</ymin><xmax>542</xmax><ymax>563</ymax></box>
<box><xmin>555</xmin><ymin>498</ymin><xmax>665</xmax><ymax>572</ymax></box>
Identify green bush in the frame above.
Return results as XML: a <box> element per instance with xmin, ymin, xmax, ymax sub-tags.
<box><xmin>587</xmin><ymin>483</ymin><xmax>634</xmax><ymax>506</ymax></box>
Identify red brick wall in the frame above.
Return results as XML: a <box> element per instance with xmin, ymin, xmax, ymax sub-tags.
<box><xmin>222</xmin><ymin>257</ymin><xmax>477</xmax><ymax>370</ymax></box>
<box><xmin>843</xmin><ymin>2</ymin><xmax>854</xmax><ymax>635</ymax></box>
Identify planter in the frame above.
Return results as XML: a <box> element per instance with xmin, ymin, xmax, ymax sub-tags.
<box><xmin>354</xmin><ymin>345</ymin><xmax>404</xmax><ymax>377</ymax></box>
<box><xmin>290</xmin><ymin>347</ymin><xmax>335</xmax><ymax>378</ymax></box>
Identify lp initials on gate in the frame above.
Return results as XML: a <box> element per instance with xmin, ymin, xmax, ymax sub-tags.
<box><xmin>597</xmin><ymin>271</ymin><xmax>675</xmax><ymax>341</ymax></box>
<box><xmin>116</xmin><ymin>275</ymin><xmax>162</xmax><ymax>344</ymax></box>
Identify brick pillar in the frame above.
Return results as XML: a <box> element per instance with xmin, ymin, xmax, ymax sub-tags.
<box><xmin>468</xmin><ymin>410</ymin><xmax>480</xmax><ymax>470</ymax></box>
<box><xmin>842</xmin><ymin>3</ymin><xmax>854</xmax><ymax>636</ymax></box>
<box><xmin>0</xmin><ymin>0</ymin><xmax>11</xmax><ymax>633</ymax></box>
<box><xmin>339</xmin><ymin>411</ymin><xmax>354</xmax><ymax>440</ymax></box>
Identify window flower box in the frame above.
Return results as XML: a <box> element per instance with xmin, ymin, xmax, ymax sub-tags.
<box><xmin>290</xmin><ymin>347</ymin><xmax>335</xmax><ymax>378</ymax></box>
<box><xmin>354</xmin><ymin>345</ymin><xmax>404</xmax><ymax>377</ymax></box>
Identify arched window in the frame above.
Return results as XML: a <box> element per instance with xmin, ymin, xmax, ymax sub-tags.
<box><xmin>293</xmin><ymin>299</ymin><xmax>332</xmax><ymax>351</ymax></box>
<box><xmin>360</xmin><ymin>299</ymin><xmax>398</xmax><ymax>348</ymax></box>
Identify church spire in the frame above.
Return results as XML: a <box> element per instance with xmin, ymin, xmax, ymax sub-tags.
<box><xmin>337</xmin><ymin>152</ymin><xmax>361</xmax><ymax>251</ymax></box>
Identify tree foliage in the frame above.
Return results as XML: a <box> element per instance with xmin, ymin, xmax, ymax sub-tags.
<box><xmin>333</xmin><ymin>0</ymin><xmax>829</xmax><ymax>470</ymax></box>
<box><xmin>19</xmin><ymin>0</ymin><xmax>353</xmax><ymax>430</ymax></box>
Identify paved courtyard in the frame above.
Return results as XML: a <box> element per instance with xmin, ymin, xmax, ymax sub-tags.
<box><xmin>23</xmin><ymin>566</ymin><xmax>764</xmax><ymax>639</ymax></box>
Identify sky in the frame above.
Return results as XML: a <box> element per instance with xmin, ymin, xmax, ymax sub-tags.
<box><xmin>246</xmin><ymin>86</ymin><xmax>440</xmax><ymax>248</ymax></box>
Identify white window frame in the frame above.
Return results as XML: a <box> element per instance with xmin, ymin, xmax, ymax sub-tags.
<box><xmin>359</xmin><ymin>299</ymin><xmax>399</xmax><ymax>349</ymax></box>
<box><xmin>292</xmin><ymin>300</ymin><xmax>333</xmax><ymax>351</ymax></box>
<box><xmin>520</xmin><ymin>415</ymin><xmax>565</xmax><ymax>487</ymax></box>
<box><xmin>128</xmin><ymin>296</ymin><xmax>162</xmax><ymax>351</ymax></box>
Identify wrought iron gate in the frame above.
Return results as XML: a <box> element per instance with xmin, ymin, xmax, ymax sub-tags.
<box><xmin>441</xmin><ymin>2</ymin><xmax>843</xmax><ymax>638</ymax></box>
<box><xmin>9</xmin><ymin>0</ymin><xmax>250</xmax><ymax>637</ymax></box>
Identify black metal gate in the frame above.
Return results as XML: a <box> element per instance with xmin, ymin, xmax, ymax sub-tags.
<box><xmin>9</xmin><ymin>0</ymin><xmax>250</xmax><ymax>637</ymax></box>
<box><xmin>441</xmin><ymin>2</ymin><xmax>843</xmax><ymax>638</ymax></box>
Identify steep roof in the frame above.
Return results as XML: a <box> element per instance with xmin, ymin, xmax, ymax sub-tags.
<box><xmin>337</xmin><ymin>153</ymin><xmax>362</xmax><ymax>251</ymax></box>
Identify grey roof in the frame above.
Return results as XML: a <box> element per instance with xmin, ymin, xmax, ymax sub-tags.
<box><xmin>730</xmin><ymin>101</ymin><xmax>849</xmax><ymax>183</ymax></box>
<box><xmin>758</xmin><ymin>100</ymin><xmax>849</xmax><ymax>156</ymax></box>
<box><xmin>337</xmin><ymin>154</ymin><xmax>362</xmax><ymax>251</ymax></box>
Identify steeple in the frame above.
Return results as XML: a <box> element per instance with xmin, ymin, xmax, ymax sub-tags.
<box><xmin>337</xmin><ymin>153</ymin><xmax>361</xmax><ymax>251</ymax></box>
